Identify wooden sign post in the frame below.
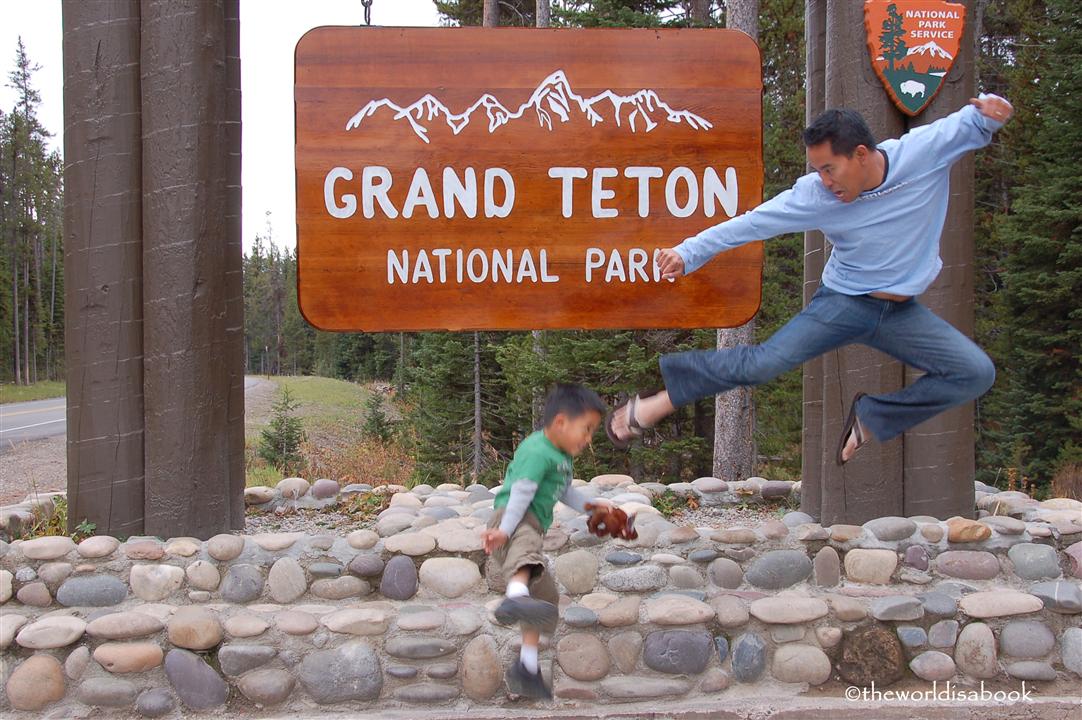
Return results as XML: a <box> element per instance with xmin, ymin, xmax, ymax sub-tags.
<box><xmin>295</xmin><ymin>28</ymin><xmax>762</xmax><ymax>332</ymax></box>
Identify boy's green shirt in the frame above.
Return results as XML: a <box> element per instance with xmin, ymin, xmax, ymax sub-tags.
<box><xmin>493</xmin><ymin>430</ymin><xmax>573</xmax><ymax>532</ymax></box>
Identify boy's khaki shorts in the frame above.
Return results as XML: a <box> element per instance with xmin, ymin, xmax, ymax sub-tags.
<box><xmin>487</xmin><ymin>507</ymin><xmax>559</xmax><ymax>634</ymax></box>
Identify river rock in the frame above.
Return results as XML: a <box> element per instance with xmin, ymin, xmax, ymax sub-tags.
<box><xmin>237</xmin><ymin>668</ymin><xmax>296</xmax><ymax>705</ymax></box>
<box><xmin>56</xmin><ymin>574</ymin><xmax>129</xmax><ymax>607</ymax></box>
<box><xmin>772</xmin><ymin>644</ymin><xmax>832</xmax><ymax>685</ymax></box>
<box><xmin>93</xmin><ymin>642</ymin><xmax>164</xmax><ymax>673</ymax></box>
<box><xmin>954</xmin><ymin>622</ymin><xmax>997</xmax><ymax>678</ymax></box>
<box><xmin>419</xmin><ymin>558</ymin><xmax>481</xmax><ymax>598</ymax></box>
<box><xmin>167</xmin><ymin>607</ymin><xmax>223</xmax><ymax>650</ymax></box>
<box><xmin>6</xmin><ymin>654</ymin><xmax>65</xmax><ymax>710</ymax></box>
<box><xmin>837</xmin><ymin>625</ymin><xmax>905</xmax><ymax>687</ymax></box>
<box><xmin>16</xmin><ymin>615</ymin><xmax>86</xmax><ymax>649</ymax></box>
<box><xmin>164</xmin><ymin>648</ymin><xmax>228</xmax><ymax>710</ymax></box>
<box><xmin>643</xmin><ymin>630</ymin><xmax>712</xmax><ymax>675</ymax></box>
<box><xmin>844</xmin><ymin>549</ymin><xmax>897</xmax><ymax>584</ymax></box>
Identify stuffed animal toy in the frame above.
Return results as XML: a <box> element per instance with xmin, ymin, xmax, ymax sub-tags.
<box><xmin>584</xmin><ymin>502</ymin><xmax>638</xmax><ymax>540</ymax></box>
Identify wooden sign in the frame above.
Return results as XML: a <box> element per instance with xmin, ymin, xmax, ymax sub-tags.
<box><xmin>295</xmin><ymin>28</ymin><xmax>762</xmax><ymax>331</ymax></box>
<box><xmin>864</xmin><ymin>1</ymin><xmax>965</xmax><ymax>117</ymax></box>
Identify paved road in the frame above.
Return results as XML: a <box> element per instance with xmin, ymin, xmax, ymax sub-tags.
<box><xmin>1</xmin><ymin>376</ymin><xmax>266</xmax><ymax>450</ymax></box>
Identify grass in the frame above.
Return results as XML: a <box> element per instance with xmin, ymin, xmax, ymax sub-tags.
<box><xmin>15</xmin><ymin>496</ymin><xmax>98</xmax><ymax>543</ymax></box>
<box><xmin>245</xmin><ymin>375</ymin><xmax>414</xmax><ymax>489</ymax></box>
<box><xmin>651</xmin><ymin>489</ymin><xmax>700</xmax><ymax>519</ymax></box>
<box><xmin>1</xmin><ymin>380</ymin><xmax>66</xmax><ymax>404</ymax></box>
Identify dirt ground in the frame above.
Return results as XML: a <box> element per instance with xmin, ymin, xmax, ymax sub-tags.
<box><xmin>0</xmin><ymin>378</ymin><xmax>279</xmax><ymax>508</ymax></box>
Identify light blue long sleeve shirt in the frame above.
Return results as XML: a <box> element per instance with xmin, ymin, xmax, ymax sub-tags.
<box><xmin>673</xmin><ymin>98</ymin><xmax>1006</xmax><ymax>297</ymax></box>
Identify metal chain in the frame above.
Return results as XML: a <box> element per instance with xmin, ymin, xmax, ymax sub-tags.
<box><xmin>361</xmin><ymin>0</ymin><xmax>373</xmax><ymax>26</ymax></box>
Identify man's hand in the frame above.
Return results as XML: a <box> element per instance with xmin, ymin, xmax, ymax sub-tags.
<box><xmin>655</xmin><ymin>248</ymin><xmax>685</xmax><ymax>280</ymax></box>
<box><xmin>970</xmin><ymin>94</ymin><xmax>1013</xmax><ymax>124</ymax></box>
<box><xmin>481</xmin><ymin>528</ymin><xmax>508</xmax><ymax>555</ymax></box>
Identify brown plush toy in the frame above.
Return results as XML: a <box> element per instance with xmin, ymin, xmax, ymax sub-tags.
<box><xmin>584</xmin><ymin>502</ymin><xmax>638</xmax><ymax>540</ymax></box>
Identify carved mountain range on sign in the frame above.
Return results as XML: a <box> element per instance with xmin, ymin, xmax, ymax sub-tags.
<box><xmin>905</xmin><ymin>41</ymin><xmax>953</xmax><ymax>74</ymax></box>
<box><xmin>345</xmin><ymin>70</ymin><xmax>712</xmax><ymax>144</ymax></box>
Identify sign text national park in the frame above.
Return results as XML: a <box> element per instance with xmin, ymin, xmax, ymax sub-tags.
<box><xmin>295</xmin><ymin>28</ymin><xmax>763</xmax><ymax>331</ymax></box>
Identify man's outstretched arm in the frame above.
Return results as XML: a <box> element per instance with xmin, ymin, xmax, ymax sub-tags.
<box><xmin>657</xmin><ymin>173</ymin><xmax>826</xmax><ymax>279</ymax></box>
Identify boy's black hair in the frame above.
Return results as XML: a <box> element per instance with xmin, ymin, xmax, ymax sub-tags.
<box><xmin>542</xmin><ymin>383</ymin><xmax>607</xmax><ymax>427</ymax></box>
<box><xmin>802</xmin><ymin>108</ymin><xmax>877</xmax><ymax>157</ymax></box>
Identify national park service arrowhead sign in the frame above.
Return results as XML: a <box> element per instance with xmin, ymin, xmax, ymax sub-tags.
<box><xmin>864</xmin><ymin>1</ymin><xmax>965</xmax><ymax>116</ymax></box>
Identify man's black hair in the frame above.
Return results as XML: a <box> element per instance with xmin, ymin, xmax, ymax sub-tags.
<box><xmin>802</xmin><ymin>108</ymin><xmax>877</xmax><ymax>157</ymax></box>
<box><xmin>542</xmin><ymin>383</ymin><xmax>607</xmax><ymax>427</ymax></box>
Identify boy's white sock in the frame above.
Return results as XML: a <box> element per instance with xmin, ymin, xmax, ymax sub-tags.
<box><xmin>506</xmin><ymin>580</ymin><xmax>529</xmax><ymax>599</ymax></box>
<box><xmin>520</xmin><ymin>644</ymin><xmax>539</xmax><ymax>674</ymax></box>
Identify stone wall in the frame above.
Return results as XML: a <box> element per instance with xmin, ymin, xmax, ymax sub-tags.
<box><xmin>2</xmin><ymin>475</ymin><xmax>1080</xmax><ymax>716</ymax></box>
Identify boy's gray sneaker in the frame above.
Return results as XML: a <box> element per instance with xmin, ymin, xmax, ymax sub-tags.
<box><xmin>494</xmin><ymin>595</ymin><xmax>557</xmax><ymax>628</ymax></box>
<box><xmin>506</xmin><ymin>660</ymin><xmax>553</xmax><ymax>700</ymax></box>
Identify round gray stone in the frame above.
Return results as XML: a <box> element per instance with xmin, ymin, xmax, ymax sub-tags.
<box><xmin>669</xmin><ymin>565</ymin><xmax>704</xmax><ymax>589</ymax></box>
<box><xmin>744</xmin><ymin>550</ymin><xmax>812</xmax><ymax>590</ymax></box>
<box><xmin>689</xmin><ymin>549</ymin><xmax>719</xmax><ymax>563</ymax></box>
<box><xmin>708</xmin><ymin>557</ymin><xmax>743</xmax><ymax>589</ymax></box>
<box><xmin>917</xmin><ymin>591</ymin><xmax>959</xmax><ymax>618</ymax></box>
<box><xmin>427</xmin><ymin>662</ymin><xmax>458</xmax><ymax>679</ymax></box>
<box><xmin>864</xmin><ymin>516</ymin><xmax>917</xmax><ymax>541</ymax></box>
<box><xmin>380</xmin><ymin>555</ymin><xmax>418</xmax><ymax>601</ymax></box>
<box><xmin>56</xmin><ymin>575</ymin><xmax>128</xmax><ymax>607</ymax></box>
<box><xmin>606</xmin><ymin>551</ymin><xmax>643</xmax><ymax>566</ymax></box>
<box><xmin>909</xmin><ymin>650</ymin><xmax>956</xmax><ymax>681</ymax></box>
<box><xmin>420</xmin><ymin>506</ymin><xmax>459</xmax><ymax>521</ymax></box>
<box><xmin>135</xmin><ymin>688</ymin><xmax>175</xmax><ymax>718</ymax></box>
<box><xmin>387</xmin><ymin>666</ymin><xmax>418</xmax><ymax>679</ymax></box>
<box><xmin>1007</xmin><ymin>543</ymin><xmax>1062</xmax><ymax>581</ymax></box>
<box><xmin>236</xmin><ymin>668</ymin><xmax>295</xmax><ymax>706</ymax></box>
<box><xmin>600</xmin><ymin>565</ymin><xmax>667</xmax><ymax>593</ymax></box>
<box><xmin>643</xmin><ymin>630</ymin><xmax>713</xmax><ymax>675</ymax></box>
<box><xmin>348</xmin><ymin>555</ymin><xmax>384</xmax><ymax>578</ymax></box>
<box><xmin>760</xmin><ymin>480</ymin><xmax>793</xmax><ymax>499</ymax></box>
<box><xmin>219</xmin><ymin>644</ymin><xmax>277</xmax><ymax>676</ymax></box>
<box><xmin>782</xmin><ymin>511</ymin><xmax>815</xmax><ymax>527</ymax></box>
<box><xmin>1062</xmin><ymin>627</ymin><xmax>1082</xmax><ymax>676</ymax></box>
<box><xmin>928</xmin><ymin>619</ymin><xmax>959</xmax><ymax>648</ymax></box>
<box><xmin>715</xmin><ymin>635</ymin><xmax>729</xmax><ymax>662</ymax></box>
<box><xmin>1005</xmin><ymin>661</ymin><xmax>1057</xmax><ymax>681</ymax></box>
<box><xmin>1028</xmin><ymin>581</ymin><xmax>1082</xmax><ymax>614</ymax></box>
<box><xmin>731</xmin><ymin>632</ymin><xmax>767</xmax><ymax>682</ymax></box>
<box><xmin>870</xmin><ymin>596</ymin><xmax>924</xmax><ymax>622</ymax></box>
<box><xmin>897</xmin><ymin>625</ymin><xmax>927</xmax><ymax>649</ymax></box>
<box><xmin>297</xmin><ymin>641</ymin><xmax>382</xmax><ymax>703</ymax></box>
<box><xmin>813</xmin><ymin>546</ymin><xmax>840</xmax><ymax>587</ymax></box>
<box><xmin>385</xmin><ymin>636</ymin><xmax>457</xmax><ymax>660</ymax></box>
<box><xmin>164</xmin><ymin>649</ymin><xmax>228</xmax><ymax>710</ymax></box>
<box><xmin>77</xmin><ymin>677</ymin><xmax>138</xmax><ymax>707</ymax></box>
<box><xmin>564</xmin><ymin>605</ymin><xmax>599</xmax><ymax>628</ymax></box>
<box><xmin>999</xmin><ymin>620</ymin><xmax>1055</xmax><ymax>659</ymax></box>
<box><xmin>309</xmin><ymin>563</ymin><xmax>344</xmax><ymax>579</ymax></box>
<box><xmin>220</xmin><ymin>564</ymin><xmax>264</xmax><ymax>603</ymax></box>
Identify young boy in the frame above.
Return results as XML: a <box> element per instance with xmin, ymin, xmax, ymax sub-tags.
<box><xmin>481</xmin><ymin>383</ymin><xmax>613</xmax><ymax>700</ymax></box>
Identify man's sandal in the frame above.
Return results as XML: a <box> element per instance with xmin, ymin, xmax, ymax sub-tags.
<box><xmin>836</xmin><ymin>392</ymin><xmax>869</xmax><ymax>466</ymax></box>
<box><xmin>605</xmin><ymin>388</ymin><xmax>661</xmax><ymax>450</ymax></box>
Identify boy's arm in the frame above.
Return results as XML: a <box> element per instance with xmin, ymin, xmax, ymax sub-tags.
<box><xmin>671</xmin><ymin>174</ymin><xmax>824</xmax><ymax>275</ymax></box>
<box><xmin>498</xmin><ymin>479</ymin><xmax>539</xmax><ymax>537</ymax></box>
<box><xmin>560</xmin><ymin>483</ymin><xmax>610</xmax><ymax>514</ymax></box>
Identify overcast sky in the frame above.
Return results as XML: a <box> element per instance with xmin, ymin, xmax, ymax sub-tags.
<box><xmin>3</xmin><ymin>0</ymin><xmax>444</xmax><ymax>254</ymax></box>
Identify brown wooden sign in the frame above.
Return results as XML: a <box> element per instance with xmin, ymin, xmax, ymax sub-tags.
<box><xmin>295</xmin><ymin>28</ymin><xmax>762</xmax><ymax>331</ymax></box>
<box><xmin>864</xmin><ymin>1</ymin><xmax>965</xmax><ymax>117</ymax></box>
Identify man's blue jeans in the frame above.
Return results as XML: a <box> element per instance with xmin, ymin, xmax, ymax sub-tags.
<box><xmin>659</xmin><ymin>285</ymin><xmax>995</xmax><ymax>442</ymax></box>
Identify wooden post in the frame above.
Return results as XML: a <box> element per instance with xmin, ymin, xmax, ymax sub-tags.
<box><xmin>141</xmin><ymin>0</ymin><xmax>245</xmax><ymax>538</ymax></box>
<box><xmin>62</xmin><ymin>0</ymin><xmax>146</xmax><ymax>537</ymax></box>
